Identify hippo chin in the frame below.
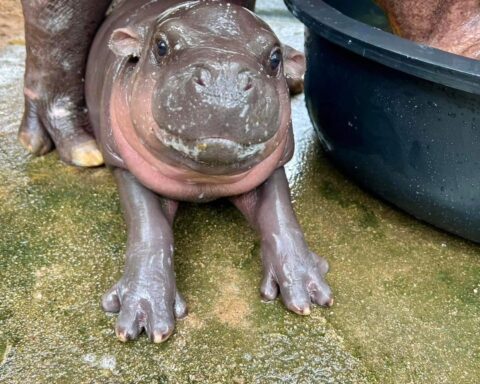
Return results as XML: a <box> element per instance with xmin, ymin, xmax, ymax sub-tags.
<box><xmin>86</xmin><ymin>0</ymin><xmax>332</xmax><ymax>343</ymax></box>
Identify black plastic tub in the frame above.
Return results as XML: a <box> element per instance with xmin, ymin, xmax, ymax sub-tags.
<box><xmin>285</xmin><ymin>0</ymin><xmax>480</xmax><ymax>242</ymax></box>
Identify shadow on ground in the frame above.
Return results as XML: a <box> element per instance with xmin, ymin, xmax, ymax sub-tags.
<box><xmin>0</xmin><ymin>1</ymin><xmax>479</xmax><ymax>383</ymax></box>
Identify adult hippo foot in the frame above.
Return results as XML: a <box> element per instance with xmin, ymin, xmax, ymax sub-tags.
<box><xmin>231</xmin><ymin>167</ymin><xmax>333</xmax><ymax>314</ymax></box>
<box><xmin>18</xmin><ymin>93</ymin><xmax>103</xmax><ymax>167</ymax></box>
<box><xmin>102</xmin><ymin>276</ymin><xmax>187</xmax><ymax>343</ymax></box>
<box><xmin>19</xmin><ymin>0</ymin><xmax>110</xmax><ymax>167</ymax></box>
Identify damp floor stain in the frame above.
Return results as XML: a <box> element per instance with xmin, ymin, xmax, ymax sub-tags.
<box><xmin>0</xmin><ymin>1</ymin><xmax>479</xmax><ymax>383</ymax></box>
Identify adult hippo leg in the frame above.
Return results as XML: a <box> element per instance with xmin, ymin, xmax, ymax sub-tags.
<box><xmin>19</xmin><ymin>0</ymin><xmax>111</xmax><ymax>166</ymax></box>
<box><xmin>231</xmin><ymin>168</ymin><xmax>333</xmax><ymax>314</ymax></box>
<box><xmin>102</xmin><ymin>168</ymin><xmax>187</xmax><ymax>342</ymax></box>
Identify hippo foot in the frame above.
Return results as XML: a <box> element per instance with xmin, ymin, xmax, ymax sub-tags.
<box><xmin>260</xmin><ymin>236</ymin><xmax>333</xmax><ymax>314</ymax></box>
<box><xmin>18</xmin><ymin>96</ymin><xmax>103</xmax><ymax>167</ymax></box>
<box><xmin>102</xmin><ymin>276</ymin><xmax>187</xmax><ymax>343</ymax></box>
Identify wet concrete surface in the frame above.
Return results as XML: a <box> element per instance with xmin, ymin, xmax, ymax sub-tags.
<box><xmin>0</xmin><ymin>1</ymin><xmax>479</xmax><ymax>383</ymax></box>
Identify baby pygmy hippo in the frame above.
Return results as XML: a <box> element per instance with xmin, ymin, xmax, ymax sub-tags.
<box><xmin>378</xmin><ymin>0</ymin><xmax>480</xmax><ymax>59</ymax></box>
<box><xmin>83</xmin><ymin>0</ymin><xmax>333</xmax><ymax>342</ymax></box>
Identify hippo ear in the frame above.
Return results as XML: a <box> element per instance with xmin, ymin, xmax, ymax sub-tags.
<box><xmin>283</xmin><ymin>45</ymin><xmax>306</xmax><ymax>95</ymax></box>
<box><xmin>109</xmin><ymin>27</ymin><xmax>142</xmax><ymax>58</ymax></box>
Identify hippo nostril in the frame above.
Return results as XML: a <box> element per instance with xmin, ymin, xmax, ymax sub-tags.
<box><xmin>195</xmin><ymin>77</ymin><xmax>206</xmax><ymax>87</ymax></box>
<box><xmin>193</xmin><ymin>67</ymin><xmax>211</xmax><ymax>87</ymax></box>
<box><xmin>238</xmin><ymin>70</ymin><xmax>254</xmax><ymax>92</ymax></box>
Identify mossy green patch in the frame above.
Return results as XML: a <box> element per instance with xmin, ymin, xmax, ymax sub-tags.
<box><xmin>437</xmin><ymin>270</ymin><xmax>454</xmax><ymax>285</ymax></box>
<box><xmin>0</xmin><ymin>340</ymin><xmax>6</xmax><ymax>364</ymax></box>
<box><xmin>319</xmin><ymin>180</ymin><xmax>349</xmax><ymax>207</ymax></box>
<box><xmin>357</xmin><ymin>205</ymin><xmax>380</xmax><ymax>229</ymax></box>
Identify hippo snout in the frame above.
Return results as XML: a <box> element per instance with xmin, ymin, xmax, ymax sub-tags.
<box><xmin>151</xmin><ymin>59</ymin><xmax>280</xmax><ymax>149</ymax></box>
<box><xmin>192</xmin><ymin>64</ymin><xmax>254</xmax><ymax>93</ymax></box>
<box><xmin>190</xmin><ymin>63</ymin><xmax>256</xmax><ymax>99</ymax></box>
<box><xmin>138</xmin><ymin>41</ymin><xmax>286</xmax><ymax>174</ymax></box>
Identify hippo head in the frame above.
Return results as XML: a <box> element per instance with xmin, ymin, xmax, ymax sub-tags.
<box><xmin>108</xmin><ymin>1</ymin><xmax>297</xmax><ymax>178</ymax></box>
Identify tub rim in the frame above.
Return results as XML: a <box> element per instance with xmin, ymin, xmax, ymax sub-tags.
<box><xmin>284</xmin><ymin>0</ymin><xmax>480</xmax><ymax>96</ymax></box>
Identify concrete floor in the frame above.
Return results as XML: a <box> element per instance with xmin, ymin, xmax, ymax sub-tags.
<box><xmin>0</xmin><ymin>1</ymin><xmax>479</xmax><ymax>383</ymax></box>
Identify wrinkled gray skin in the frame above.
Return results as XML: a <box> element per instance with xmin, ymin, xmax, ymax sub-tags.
<box><xmin>20</xmin><ymin>0</ymin><xmax>333</xmax><ymax>343</ymax></box>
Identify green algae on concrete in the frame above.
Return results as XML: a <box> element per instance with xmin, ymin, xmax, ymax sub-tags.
<box><xmin>1</xmin><ymin>1</ymin><xmax>480</xmax><ymax>382</ymax></box>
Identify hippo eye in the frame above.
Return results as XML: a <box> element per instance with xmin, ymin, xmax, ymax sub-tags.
<box><xmin>268</xmin><ymin>48</ymin><xmax>283</xmax><ymax>73</ymax></box>
<box><xmin>156</xmin><ymin>39</ymin><xmax>169</xmax><ymax>57</ymax></box>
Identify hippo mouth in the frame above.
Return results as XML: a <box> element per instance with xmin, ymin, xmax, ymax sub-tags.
<box><xmin>151</xmin><ymin>127</ymin><xmax>268</xmax><ymax>169</ymax></box>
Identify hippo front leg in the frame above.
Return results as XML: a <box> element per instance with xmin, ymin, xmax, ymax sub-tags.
<box><xmin>102</xmin><ymin>168</ymin><xmax>187</xmax><ymax>343</ymax></box>
<box><xmin>231</xmin><ymin>168</ymin><xmax>333</xmax><ymax>314</ymax></box>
